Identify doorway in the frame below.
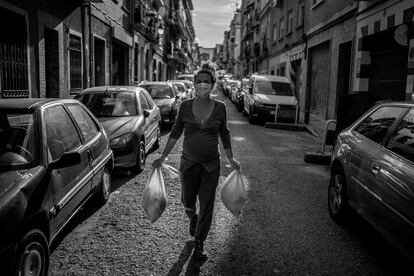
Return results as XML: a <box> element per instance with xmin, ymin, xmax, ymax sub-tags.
<box><xmin>94</xmin><ymin>37</ymin><xmax>105</xmax><ymax>86</ymax></box>
<box><xmin>112</xmin><ymin>41</ymin><xmax>128</xmax><ymax>85</ymax></box>
<box><xmin>45</xmin><ymin>28</ymin><xmax>59</xmax><ymax>98</ymax></box>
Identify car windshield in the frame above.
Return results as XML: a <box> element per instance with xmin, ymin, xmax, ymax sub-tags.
<box><xmin>0</xmin><ymin>110</ymin><xmax>37</xmax><ymax>171</ymax></box>
<box><xmin>77</xmin><ymin>92</ymin><xmax>137</xmax><ymax>117</ymax></box>
<box><xmin>255</xmin><ymin>81</ymin><xmax>294</xmax><ymax>96</ymax></box>
<box><xmin>140</xmin><ymin>85</ymin><xmax>174</xmax><ymax>99</ymax></box>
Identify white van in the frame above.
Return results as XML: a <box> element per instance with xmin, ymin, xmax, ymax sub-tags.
<box><xmin>243</xmin><ymin>75</ymin><xmax>298</xmax><ymax>124</ymax></box>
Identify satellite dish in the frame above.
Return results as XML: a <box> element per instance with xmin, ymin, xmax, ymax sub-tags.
<box><xmin>394</xmin><ymin>24</ymin><xmax>408</xmax><ymax>46</ymax></box>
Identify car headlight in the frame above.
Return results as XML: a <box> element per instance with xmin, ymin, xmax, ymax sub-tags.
<box><xmin>110</xmin><ymin>133</ymin><xmax>134</xmax><ymax>147</ymax></box>
<box><xmin>160</xmin><ymin>105</ymin><xmax>172</xmax><ymax>113</ymax></box>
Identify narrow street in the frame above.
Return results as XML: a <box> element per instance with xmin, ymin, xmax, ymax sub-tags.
<box><xmin>48</xmin><ymin>89</ymin><xmax>410</xmax><ymax>275</ymax></box>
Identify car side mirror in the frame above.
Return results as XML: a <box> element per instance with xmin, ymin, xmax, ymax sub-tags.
<box><xmin>143</xmin><ymin>110</ymin><xmax>150</xmax><ymax>118</ymax></box>
<box><xmin>49</xmin><ymin>152</ymin><xmax>81</xmax><ymax>170</ymax></box>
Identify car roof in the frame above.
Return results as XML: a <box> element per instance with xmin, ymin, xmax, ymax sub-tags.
<box><xmin>0</xmin><ymin>98</ymin><xmax>80</xmax><ymax>110</ymax></box>
<box><xmin>139</xmin><ymin>82</ymin><xmax>171</xmax><ymax>86</ymax></box>
<box><xmin>80</xmin><ymin>86</ymin><xmax>138</xmax><ymax>93</ymax></box>
<box><xmin>376</xmin><ymin>101</ymin><xmax>414</xmax><ymax>108</ymax></box>
<box><xmin>178</xmin><ymin>74</ymin><xmax>194</xmax><ymax>77</ymax></box>
<box><xmin>253</xmin><ymin>75</ymin><xmax>291</xmax><ymax>83</ymax></box>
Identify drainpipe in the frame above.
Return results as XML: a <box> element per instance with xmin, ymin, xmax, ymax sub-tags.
<box><xmin>81</xmin><ymin>2</ymin><xmax>90</xmax><ymax>89</ymax></box>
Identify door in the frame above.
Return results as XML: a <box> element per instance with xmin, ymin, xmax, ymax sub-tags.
<box><xmin>139</xmin><ymin>90</ymin><xmax>157</xmax><ymax>151</ymax></box>
<box><xmin>306</xmin><ymin>42</ymin><xmax>330</xmax><ymax>122</ymax></box>
<box><xmin>94</xmin><ymin>37</ymin><xmax>106</xmax><ymax>86</ymax></box>
<box><xmin>350</xmin><ymin>106</ymin><xmax>408</xmax><ymax>218</ymax></box>
<box><xmin>66</xmin><ymin>103</ymin><xmax>107</xmax><ymax>190</ymax></box>
<box><xmin>44</xmin><ymin>105</ymin><xmax>91</xmax><ymax>235</ymax></box>
<box><xmin>381</xmin><ymin>108</ymin><xmax>414</xmax><ymax>254</ymax></box>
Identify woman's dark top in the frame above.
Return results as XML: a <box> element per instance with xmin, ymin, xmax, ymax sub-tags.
<box><xmin>169</xmin><ymin>98</ymin><xmax>231</xmax><ymax>173</ymax></box>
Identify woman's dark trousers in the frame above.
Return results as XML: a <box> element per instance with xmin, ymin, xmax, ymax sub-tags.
<box><xmin>181</xmin><ymin>164</ymin><xmax>220</xmax><ymax>242</ymax></box>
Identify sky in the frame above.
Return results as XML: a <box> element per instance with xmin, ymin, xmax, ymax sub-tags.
<box><xmin>192</xmin><ymin>0</ymin><xmax>242</xmax><ymax>48</ymax></box>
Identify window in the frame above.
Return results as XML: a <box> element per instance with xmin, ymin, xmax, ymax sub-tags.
<box><xmin>45</xmin><ymin>105</ymin><xmax>81</xmax><ymax>161</ymax></box>
<box><xmin>355</xmin><ymin>106</ymin><xmax>408</xmax><ymax>144</ymax></box>
<box><xmin>142</xmin><ymin>90</ymin><xmax>154</xmax><ymax>109</ymax></box>
<box><xmin>272</xmin><ymin>24</ymin><xmax>277</xmax><ymax>42</ymax></box>
<box><xmin>287</xmin><ymin>9</ymin><xmax>294</xmax><ymax>34</ymax></box>
<box><xmin>69</xmin><ymin>34</ymin><xmax>82</xmax><ymax>94</ymax></box>
<box><xmin>67</xmin><ymin>105</ymin><xmax>99</xmax><ymax>143</ymax></box>
<box><xmin>279</xmin><ymin>17</ymin><xmax>284</xmax><ymax>40</ymax></box>
<box><xmin>139</xmin><ymin>92</ymin><xmax>150</xmax><ymax>111</ymax></box>
<box><xmin>386</xmin><ymin>109</ymin><xmax>414</xmax><ymax>163</ymax></box>
<box><xmin>278</xmin><ymin>63</ymin><xmax>286</xmax><ymax>76</ymax></box>
<box><xmin>297</xmin><ymin>1</ymin><xmax>305</xmax><ymax>28</ymax></box>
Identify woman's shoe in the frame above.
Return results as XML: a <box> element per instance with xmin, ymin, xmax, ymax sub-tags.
<box><xmin>189</xmin><ymin>214</ymin><xmax>198</xmax><ymax>237</ymax></box>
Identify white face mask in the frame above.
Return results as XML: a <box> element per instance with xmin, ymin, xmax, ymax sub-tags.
<box><xmin>195</xmin><ymin>83</ymin><xmax>212</xmax><ymax>98</ymax></box>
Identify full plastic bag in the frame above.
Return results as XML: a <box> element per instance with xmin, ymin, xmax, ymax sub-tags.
<box><xmin>220</xmin><ymin>170</ymin><xmax>248</xmax><ymax>217</ymax></box>
<box><xmin>143</xmin><ymin>164</ymin><xmax>179</xmax><ymax>223</ymax></box>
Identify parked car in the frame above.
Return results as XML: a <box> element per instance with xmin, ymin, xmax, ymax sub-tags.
<box><xmin>0</xmin><ymin>98</ymin><xmax>113</xmax><ymax>275</ymax></box>
<box><xmin>76</xmin><ymin>86</ymin><xmax>160</xmax><ymax>173</ymax></box>
<box><xmin>230</xmin><ymin>80</ymin><xmax>241</xmax><ymax>104</ymax></box>
<box><xmin>170</xmin><ymin>79</ymin><xmax>195</xmax><ymax>99</ymax></box>
<box><xmin>172</xmin><ymin>82</ymin><xmax>188</xmax><ymax>100</ymax></box>
<box><xmin>329</xmin><ymin>101</ymin><xmax>414</xmax><ymax>262</ymax></box>
<box><xmin>138</xmin><ymin>82</ymin><xmax>181</xmax><ymax>125</ymax></box>
<box><xmin>243</xmin><ymin>75</ymin><xmax>298</xmax><ymax>124</ymax></box>
<box><xmin>236</xmin><ymin>78</ymin><xmax>250</xmax><ymax>112</ymax></box>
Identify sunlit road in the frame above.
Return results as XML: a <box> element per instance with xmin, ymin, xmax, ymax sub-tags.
<box><xmin>50</xmin><ymin>89</ymin><xmax>410</xmax><ymax>275</ymax></box>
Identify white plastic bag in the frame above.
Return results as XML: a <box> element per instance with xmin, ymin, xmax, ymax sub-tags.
<box><xmin>221</xmin><ymin>170</ymin><xmax>248</xmax><ymax>217</ymax></box>
<box><xmin>143</xmin><ymin>164</ymin><xmax>179</xmax><ymax>223</ymax></box>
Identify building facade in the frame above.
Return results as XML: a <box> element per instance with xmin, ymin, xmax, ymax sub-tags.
<box><xmin>0</xmin><ymin>0</ymin><xmax>195</xmax><ymax>99</ymax></box>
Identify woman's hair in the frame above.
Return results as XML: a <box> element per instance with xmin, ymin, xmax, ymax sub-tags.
<box><xmin>194</xmin><ymin>62</ymin><xmax>216</xmax><ymax>85</ymax></box>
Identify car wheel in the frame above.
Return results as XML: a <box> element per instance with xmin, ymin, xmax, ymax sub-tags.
<box><xmin>328</xmin><ymin>167</ymin><xmax>350</xmax><ymax>223</ymax></box>
<box><xmin>13</xmin><ymin>229</ymin><xmax>49</xmax><ymax>276</ymax></box>
<box><xmin>96</xmin><ymin>168</ymin><xmax>111</xmax><ymax>204</ymax></box>
<box><xmin>152</xmin><ymin>124</ymin><xmax>161</xmax><ymax>151</ymax></box>
<box><xmin>134</xmin><ymin>140</ymin><xmax>146</xmax><ymax>174</ymax></box>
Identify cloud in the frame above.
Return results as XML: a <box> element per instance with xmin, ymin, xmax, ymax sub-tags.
<box><xmin>192</xmin><ymin>0</ymin><xmax>241</xmax><ymax>47</ymax></box>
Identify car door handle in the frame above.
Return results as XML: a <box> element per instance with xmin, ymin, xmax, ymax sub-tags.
<box><xmin>372</xmin><ymin>163</ymin><xmax>381</xmax><ymax>174</ymax></box>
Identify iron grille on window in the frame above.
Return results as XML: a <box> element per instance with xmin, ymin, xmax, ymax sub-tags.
<box><xmin>0</xmin><ymin>42</ymin><xmax>29</xmax><ymax>98</ymax></box>
<box><xmin>69</xmin><ymin>34</ymin><xmax>82</xmax><ymax>94</ymax></box>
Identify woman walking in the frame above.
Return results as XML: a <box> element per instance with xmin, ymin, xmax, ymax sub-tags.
<box><xmin>152</xmin><ymin>62</ymin><xmax>240</xmax><ymax>260</ymax></box>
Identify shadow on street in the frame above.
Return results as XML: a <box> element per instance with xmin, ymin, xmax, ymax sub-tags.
<box><xmin>50</xmin><ymin>168</ymin><xmax>140</xmax><ymax>253</ymax></box>
<box><xmin>167</xmin><ymin>240</ymin><xmax>194</xmax><ymax>276</ymax></box>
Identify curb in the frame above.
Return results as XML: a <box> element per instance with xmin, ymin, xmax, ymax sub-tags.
<box><xmin>264</xmin><ymin>122</ymin><xmax>320</xmax><ymax>138</ymax></box>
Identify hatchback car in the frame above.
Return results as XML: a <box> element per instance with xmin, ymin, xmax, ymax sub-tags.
<box><xmin>329</xmin><ymin>101</ymin><xmax>414</xmax><ymax>261</ymax></box>
<box><xmin>76</xmin><ymin>86</ymin><xmax>160</xmax><ymax>173</ymax></box>
<box><xmin>243</xmin><ymin>75</ymin><xmax>298</xmax><ymax>124</ymax></box>
<box><xmin>138</xmin><ymin>82</ymin><xmax>181</xmax><ymax>125</ymax></box>
<box><xmin>0</xmin><ymin>98</ymin><xmax>113</xmax><ymax>275</ymax></box>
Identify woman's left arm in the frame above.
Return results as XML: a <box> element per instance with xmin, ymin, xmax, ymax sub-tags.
<box><xmin>219</xmin><ymin>104</ymin><xmax>240</xmax><ymax>171</ymax></box>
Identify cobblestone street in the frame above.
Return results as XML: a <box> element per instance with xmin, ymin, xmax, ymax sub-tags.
<box><xmin>49</xmin><ymin>90</ymin><xmax>410</xmax><ymax>275</ymax></box>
